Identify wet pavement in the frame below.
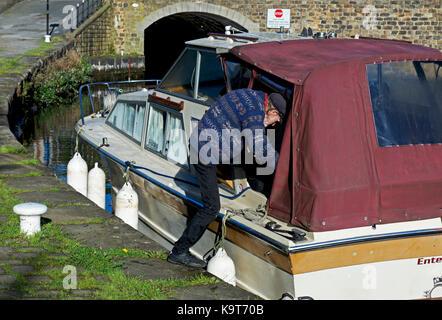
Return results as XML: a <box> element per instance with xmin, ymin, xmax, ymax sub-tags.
<box><xmin>0</xmin><ymin>0</ymin><xmax>79</xmax><ymax>58</ymax></box>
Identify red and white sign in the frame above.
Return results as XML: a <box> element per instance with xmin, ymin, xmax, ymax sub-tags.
<box><xmin>274</xmin><ymin>9</ymin><xmax>283</xmax><ymax>18</ymax></box>
<box><xmin>267</xmin><ymin>8</ymin><xmax>290</xmax><ymax>29</ymax></box>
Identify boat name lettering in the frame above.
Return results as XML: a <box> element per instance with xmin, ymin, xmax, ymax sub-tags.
<box><xmin>417</xmin><ymin>256</ymin><xmax>442</xmax><ymax>265</ymax></box>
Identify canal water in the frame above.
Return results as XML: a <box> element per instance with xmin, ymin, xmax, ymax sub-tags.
<box><xmin>21</xmin><ymin>90</ymin><xmax>114</xmax><ymax>212</ymax></box>
<box><xmin>17</xmin><ymin>81</ymin><xmax>174</xmax><ymax>249</ymax></box>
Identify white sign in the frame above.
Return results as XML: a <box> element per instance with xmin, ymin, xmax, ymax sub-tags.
<box><xmin>267</xmin><ymin>8</ymin><xmax>290</xmax><ymax>29</ymax></box>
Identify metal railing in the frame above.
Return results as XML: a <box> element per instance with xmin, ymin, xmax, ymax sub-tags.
<box><xmin>78</xmin><ymin>79</ymin><xmax>161</xmax><ymax>125</ymax></box>
<box><xmin>76</xmin><ymin>0</ymin><xmax>104</xmax><ymax>28</ymax></box>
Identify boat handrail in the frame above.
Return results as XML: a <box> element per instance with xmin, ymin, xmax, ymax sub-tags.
<box><xmin>78</xmin><ymin>79</ymin><xmax>160</xmax><ymax>125</ymax></box>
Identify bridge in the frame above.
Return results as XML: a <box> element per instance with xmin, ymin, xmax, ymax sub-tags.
<box><xmin>70</xmin><ymin>0</ymin><xmax>441</xmax><ymax>78</ymax></box>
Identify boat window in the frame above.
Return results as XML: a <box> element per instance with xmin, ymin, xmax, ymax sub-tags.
<box><xmin>196</xmin><ymin>51</ymin><xmax>226</xmax><ymax>103</ymax></box>
<box><xmin>366</xmin><ymin>61</ymin><xmax>442</xmax><ymax>146</ymax></box>
<box><xmin>146</xmin><ymin>106</ymin><xmax>167</xmax><ymax>153</ymax></box>
<box><xmin>159</xmin><ymin>48</ymin><xmax>226</xmax><ymax>104</ymax></box>
<box><xmin>106</xmin><ymin>101</ymin><xmax>146</xmax><ymax>144</ymax></box>
<box><xmin>145</xmin><ymin>105</ymin><xmax>188</xmax><ymax>167</ymax></box>
<box><xmin>159</xmin><ymin>49</ymin><xmax>197</xmax><ymax>98</ymax></box>
<box><xmin>165</xmin><ymin>113</ymin><xmax>187</xmax><ymax>166</ymax></box>
<box><xmin>224</xmin><ymin>60</ymin><xmax>252</xmax><ymax>91</ymax></box>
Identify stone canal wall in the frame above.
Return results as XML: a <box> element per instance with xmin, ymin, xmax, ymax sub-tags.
<box><xmin>72</xmin><ymin>3</ymin><xmax>115</xmax><ymax>57</ymax></box>
<box><xmin>0</xmin><ymin>41</ymin><xmax>76</xmax><ymax>149</ymax></box>
<box><xmin>110</xmin><ymin>0</ymin><xmax>441</xmax><ymax>55</ymax></box>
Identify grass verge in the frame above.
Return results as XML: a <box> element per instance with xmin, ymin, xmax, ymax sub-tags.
<box><xmin>0</xmin><ymin>151</ymin><xmax>219</xmax><ymax>299</ymax></box>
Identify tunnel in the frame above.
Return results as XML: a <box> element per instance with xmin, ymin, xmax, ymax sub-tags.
<box><xmin>144</xmin><ymin>12</ymin><xmax>247</xmax><ymax>80</ymax></box>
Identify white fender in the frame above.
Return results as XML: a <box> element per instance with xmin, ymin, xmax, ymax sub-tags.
<box><xmin>115</xmin><ymin>182</ymin><xmax>138</xmax><ymax>230</ymax></box>
<box><xmin>67</xmin><ymin>152</ymin><xmax>88</xmax><ymax>196</ymax></box>
<box><xmin>207</xmin><ymin>248</ymin><xmax>236</xmax><ymax>286</ymax></box>
<box><xmin>87</xmin><ymin>162</ymin><xmax>106</xmax><ymax>209</ymax></box>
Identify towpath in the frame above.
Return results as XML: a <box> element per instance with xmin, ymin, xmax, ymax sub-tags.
<box><xmin>0</xmin><ymin>0</ymin><xmax>260</xmax><ymax>300</ymax></box>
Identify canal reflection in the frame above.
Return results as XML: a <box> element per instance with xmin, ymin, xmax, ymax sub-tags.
<box><xmin>23</xmin><ymin>92</ymin><xmax>113</xmax><ymax>212</ymax></box>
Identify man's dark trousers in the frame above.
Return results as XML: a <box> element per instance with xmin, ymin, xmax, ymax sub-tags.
<box><xmin>172</xmin><ymin>162</ymin><xmax>220</xmax><ymax>254</ymax></box>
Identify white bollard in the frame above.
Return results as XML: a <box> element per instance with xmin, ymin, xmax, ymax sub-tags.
<box><xmin>87</xmin><ymin>162</ymin><xmax>106</xmax><ymax>209</ymax></box>
<box><xmin>207</xmin><ymin>248</ymin><xmax>236</xmax><ymax>286</ymax></box>
<box><xmin>13</xmin><ymin>203</ymin><xmax>47</xmax><ymax>237</ymax></box>
<box><xmin>115</xmin><ymin>182</ymin><xmax>138</xmax><ymax>230</ymax></box>
<box><xmin>67</xmin><ymin>152</ymin><xmax>88</xmax><ymax>197</ymax></box>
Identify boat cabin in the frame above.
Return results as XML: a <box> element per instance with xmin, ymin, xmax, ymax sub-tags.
<box><xmin>77</xmin><ymin>31</ymin><xmax>442</xmax><ymax>300</ymax></box>
<box><xmin>105</xmin><ymin>33</ymin><xmax>442</xmax><ymax>233</ymax></box>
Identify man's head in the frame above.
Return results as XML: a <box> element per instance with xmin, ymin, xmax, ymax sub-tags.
<box><xmin>264</xmin><ymin>93</ymin><xmax>286</xmax><ymax>127</ymax></box>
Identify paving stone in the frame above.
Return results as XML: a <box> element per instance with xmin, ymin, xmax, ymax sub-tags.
<box><xmin>10</xmin><ymin>252</ymin><xmax>40</xmax><ymax>259</ymax></box>
<box><xmin>0</xmin><ymin>247</ymin><xmax>12</xmax><ymax>258</ymax></box>
<box><xmin>15</xmin><ymin>190</ymin><xmax>93</xmax><ymax>206</ymax></box>
<box><xmin>11</xmin><ymin>265</ymin><xmax>35</xmax><ymax>274</ymax></box>
<box><xmin>0</xmin><ymin>163</ymin><xmax>44</xmax><ymax>176</ymax></box>
<box><xmin>19</xmin><ymin>247</ymin><xmax>46</xmax><ymax>253</ymax></box>
<box><xmin>34</xmin><ymin>290</ymin><xmax>62</xmax><ymax>297</ymax></box>
<box><xmin>0</xmin><ymin>275</ymin><xmax>16</xmax><ymax>284</ymax></box>
<box><xmin>2</xmin><ymin>175</ymin><xmax>71</xmax><ymax>192</ymax></box>
<box><xmin>0</xmin><ymin>154</ymin><xmax>26</xmax><ymax>164</ymax></box>
<box><xmin>44</xmin><ymin>205</ymin><xmax>113</xmax><ymax>224</ymax></box>
<box><xmin>26</xmin><ymin>275</ymin><xmax>52</xmax><ymax>283</ymax></box>
<box><xmin>59</xmin><ymin>219</ymin><xmax>166</xmax><ymax>252</ymax></box>
<box><xmin>171</xmin><ymin>283</ymin><xmax>261</xmax><ymax>300</ymax></box>
<box><xmin>122</xmin><ymin>257</ymin><xmax>203</xmax><ymax>282</ymax></box>
<box><xmin>0</xmin><ymin>290</ymin><xmax>23</xmax><ymax>299</ymax></box>
<box><xmin>70</xmin><ymin>289</ymin><xmax>93</xmax><ymax>296</ymax></box>
<box><xmin>26</xmin><ymin>276</ymin><xmax>52</xmax><ymax>283</ymax></box>
<box><xmin>0</xmin><ymin>260</ymin><xmax>23</xmax><ymax>265</ymax></box>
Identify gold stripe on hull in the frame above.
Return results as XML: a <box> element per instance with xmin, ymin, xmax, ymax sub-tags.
<box><xmin>290</xmin><ymin>233</ymin><xmax>442</xmax><ymax>274</ymax></box>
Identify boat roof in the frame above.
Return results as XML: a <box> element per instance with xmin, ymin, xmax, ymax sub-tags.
<box><xmin>230</xmin><ymin>38</ymin><xmax>442</xmax><ymax>84</ymax></box>
<box><xmin>185</xmin><ymin>31</ymin><xmax>309</xmax><ymax>53</ymax></box>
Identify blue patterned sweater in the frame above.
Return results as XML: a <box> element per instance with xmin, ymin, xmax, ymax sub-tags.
<box><xmin>189</xmin><ymin>89</ymin><xmax>278</xmax><ymax>172</ymax></box>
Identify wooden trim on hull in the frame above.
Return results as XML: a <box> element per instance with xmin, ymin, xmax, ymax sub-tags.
<box><xmin>290</xmin><ymin>233</ymin><xmax>442</xmax><ymax>274</ymax></box>
<box><xmin>206</xmin><ymin>219</ymin><xmax>293</xmax><ymax>274</ymax></box>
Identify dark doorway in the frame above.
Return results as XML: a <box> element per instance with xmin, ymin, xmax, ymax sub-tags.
<box><xmin>144</xmin><ymin>12</ymin><xmax>247</xmax><ymax>80</ymax></box>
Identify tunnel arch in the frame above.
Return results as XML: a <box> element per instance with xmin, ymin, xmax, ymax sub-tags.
<box><xmin>136</xmin><ymin>2</ymin><xmax>259</xmax><ymax>79</ymax></box>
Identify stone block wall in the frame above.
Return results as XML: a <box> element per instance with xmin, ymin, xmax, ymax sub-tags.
<box><xmin>74</xmin><ymin>3</ymin><xmax>115</xmax><ymax>57</ymax></box>
<box><xmin>109</xmin><ymin>0</ymin><xmax>441</xmax><ymax>55</ymax></box>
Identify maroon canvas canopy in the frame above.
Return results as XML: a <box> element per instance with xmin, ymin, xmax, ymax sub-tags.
<box><xmin>231</xmin><ymin>39</ymin><xmax>442</xmax><ymax>231</ymax></box>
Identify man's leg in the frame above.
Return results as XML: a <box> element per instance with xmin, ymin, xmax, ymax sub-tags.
<box><xmin>168</xmin><ymin>163</ymin><xmax>220</xmax><ymax>266</ymax></box>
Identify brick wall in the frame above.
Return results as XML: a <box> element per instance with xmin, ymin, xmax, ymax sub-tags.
<box><xmin>109</xmin><ymin>0</ymin><xmax>441</xmax><ymax>55</ymax></box>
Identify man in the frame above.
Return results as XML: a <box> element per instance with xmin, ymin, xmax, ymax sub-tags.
<box><xmin>167</xmin><ymin>89</ymin><xmax>287</xmax><ymax>268</ymax></box>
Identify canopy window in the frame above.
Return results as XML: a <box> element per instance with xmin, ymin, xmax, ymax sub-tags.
<box><xmin>367</xmin><ymin>60</ymin><xmax>442</xmax><ymax>147</ymax></box>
